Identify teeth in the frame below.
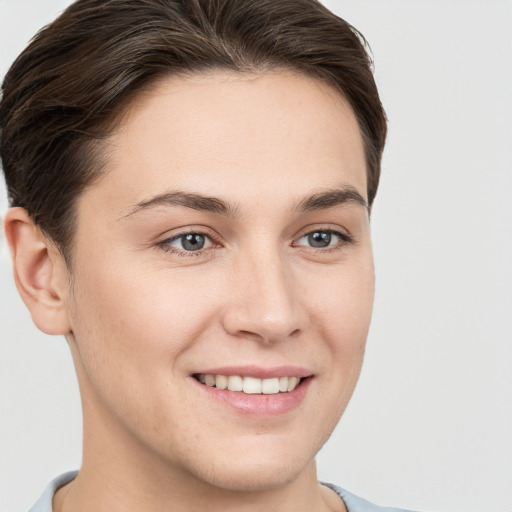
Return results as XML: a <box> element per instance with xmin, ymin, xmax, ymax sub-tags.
<box><xmin>227</xmin><ymin>375</ymin><xmax>243</xmax><ymax>392</ymax></box>
<box><xmin>215</xmin><ymin>375</ymin><xmax>227</xmax><ymax>390</ymax></box>
<box><xmin>287</xmin><ymin>377</ymin><xmax>299</xmax><ymax>391</ymax></box>
<box><xmin>262</xmin><ymin>377</ymin><xmax>280</xmax><ymax>394</ymax></box>
<box><xmin>205</xmin><ymin>374</ymin><xmax>216</xmax><ymax>387</ymax></box>
<box><xmin>197</xmin><ymin>374</ymin><xmax>303</xmax><ymax>394</ymax></box>
<box><xmin>243</xmin><ymin>376</ymin><xmax>262</xmax><ymax>394</ymax></box>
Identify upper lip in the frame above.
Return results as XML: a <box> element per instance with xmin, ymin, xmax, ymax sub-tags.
<box><xmin>193</xmin><ymin>365</ymin><xmax>313</xmax><ymax>379</ymax></box>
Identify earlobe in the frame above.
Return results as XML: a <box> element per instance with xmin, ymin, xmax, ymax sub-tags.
<box><xmin>3</xmin><ymin>207</ymin><xmax>72</xmax><ymax>335</ymax></box>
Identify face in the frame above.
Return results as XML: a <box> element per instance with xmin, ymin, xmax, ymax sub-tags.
<box><xmin>62</xmin><ymin>70</ymin><xmax>374</xmax><ymax>492</ymax></box>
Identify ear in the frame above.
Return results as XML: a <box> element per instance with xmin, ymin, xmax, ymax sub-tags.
<box><xmin>3</xmin><ymin>207</ymin><xmax>72</xmax><ymax>335</ymax></box>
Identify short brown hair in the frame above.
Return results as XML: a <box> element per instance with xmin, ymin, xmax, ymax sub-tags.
<box><xmin>0</xmin><ymin>0</ymin><xmax>386</xmax><ymax>261</ymax></box>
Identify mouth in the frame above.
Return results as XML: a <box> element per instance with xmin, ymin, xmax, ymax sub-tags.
<box><xmin>193</xmin><ymin>373</ymin><xmax>307</xmax><ymax>395</ymax></box>
<box><xmin>191</xmin><ymin>366</ymin><xmax>314</xmax><ymax>416</ymax></box>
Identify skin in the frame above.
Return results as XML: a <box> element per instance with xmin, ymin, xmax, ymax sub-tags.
<box><xmin>5</xmin><ymin>70</ymin><xmax>374</xmax><ymax>512</ymax></box>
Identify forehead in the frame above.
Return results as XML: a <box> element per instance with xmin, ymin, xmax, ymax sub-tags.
<box><xmin>80</xmin><ymin>70</ymin><xmax>367</xmax><ymax>218</ymax></box>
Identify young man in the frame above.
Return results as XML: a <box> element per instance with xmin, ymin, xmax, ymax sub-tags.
<box><xmin>1</xmin><ymin>1</ymin><xmax>414</xmax><ymax>510</ymax></box>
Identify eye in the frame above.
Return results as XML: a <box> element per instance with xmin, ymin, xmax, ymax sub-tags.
<box><xmin>163</xmin><ymin>232</ymin><xmax>214</xmax><ymax>252</ymax></box>
<box><xmin>295</xmin><ymin>229</ymin><xmax>349</xmax><ymax>249</ymax></box>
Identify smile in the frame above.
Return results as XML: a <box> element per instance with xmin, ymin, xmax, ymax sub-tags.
<box><xmin>195</xmin><ymin>374</ymin><xmax>302</xmax><ymax>394</ymax></box>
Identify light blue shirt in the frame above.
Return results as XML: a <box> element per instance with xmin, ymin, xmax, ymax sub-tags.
<box><xmin>29</xmin><ymin>471</ymin><xmax>416</xmax><ymax>512</ymax></box>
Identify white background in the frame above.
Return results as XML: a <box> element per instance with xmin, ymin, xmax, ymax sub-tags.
<box><xmin>1</xmin><ymin>1</ymin><xmax>511</xmax><ymax>511</ymax></box>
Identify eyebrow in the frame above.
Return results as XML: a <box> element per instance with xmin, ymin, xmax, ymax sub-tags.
<box><xmin>293</xmin><ymin>186</ymin><xmax>368</xmax><ymax>213</ymax></box>
<box><xmin>123</xmin><ymin>185</ymin><xmax>367</xmax><ymax>220</ymax></box>
<box><xmin>124</xmin><ymin>191</ymin><xmax>239</xmax><ymax>218</ymax></box>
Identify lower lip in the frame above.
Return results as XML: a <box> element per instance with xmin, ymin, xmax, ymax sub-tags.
<box><xmin>192</xmin><ymin>377</ymin><xmax>312</xmax><ymax>417</ymax></box>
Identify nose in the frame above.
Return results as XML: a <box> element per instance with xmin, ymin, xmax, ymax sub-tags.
<box><xmin>221</xmin><ymin>249</ymin><xmax>302</xmax><ymax>345</ymax></box>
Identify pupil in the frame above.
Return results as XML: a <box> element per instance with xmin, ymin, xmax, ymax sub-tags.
<box><xmin>309</xmin><ymin>231</ymin><xmax>331</xmax><ymax>248</ymax></box>
<box><xmin>182</xmin><ymin>234</ymin><xmax>205</xmax><ymax>251</ymax></box>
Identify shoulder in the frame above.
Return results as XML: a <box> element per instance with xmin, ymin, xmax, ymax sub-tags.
<box><xmin>28</xmin><ymin>471</ymin><xmax>78</xmax><ymax>512</ymax></box>
<box><xmin>323</xmin><ymin>483</ymin><xmax>419</xmax><ymax>512</ymax></box>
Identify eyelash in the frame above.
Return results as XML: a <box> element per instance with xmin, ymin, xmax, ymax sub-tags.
<box><xmin>158</xmin><ymin>229</ymin><xmax>220</xmax><ymax>258</ymax></box>
<box><xmin>158</xmin><ymin>228</ymin><xmax>354</xmax><ymax>257</ymax></box>
<box><xmin>293</xmin><ymin>229</ymin><xmax>354</xmax><ymax>253</ymax></box>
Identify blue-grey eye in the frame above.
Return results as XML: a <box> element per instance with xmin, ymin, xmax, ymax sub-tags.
<box><xmin>168</xmin><ymin>233</ymin><xmax>212</xmax><ymax>251</ymax></box>
<box><xmin>309</xmin><ymin>231</ymin><xmax>332</xmax><ymax>248</ymax></box>
<box><xmin>297</xmin><ymin>230</ymin><xmax>342</xmax><ymax>248</ymax></box>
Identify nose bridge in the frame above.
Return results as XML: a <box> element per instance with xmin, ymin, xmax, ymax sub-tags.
<box><xmin>223</xmin><ymin>241</ymin><xmax>301</xmax><ymax>343</ymax></box>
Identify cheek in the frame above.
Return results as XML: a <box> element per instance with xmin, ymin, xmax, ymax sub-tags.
<box><xmin>66</xmin><ymin>253</ymin><xmax>203</xmax><ymax>400</ymax></box>
<box><xmin>307</xmin><ymin>254</ymin><xmax>375</xmax><ymax>343</ymax></box>
<box><xmin>70</xmin><ymin>265</ymin><xmax>214</xmax><ymax>362</ymax></box>
<box><xmin>65</xmin><ymin>262</ymin><xmax>224</xmax><ymax>444</ymax></box>
<box><xmin>307</xmin><ymin>256</ymin><xmax>374</xmax><ymax>402</ymax></box>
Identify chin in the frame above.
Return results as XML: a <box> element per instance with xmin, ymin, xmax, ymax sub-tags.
<box><xmin>176</xmin><ymin>432</ymin><xmax>324</xmax><ymax>493</ymax></box>
<box><xmin>194</xmin><ymin>457</ymin><xmax>309</xmax><ymax>493</ymax></box>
